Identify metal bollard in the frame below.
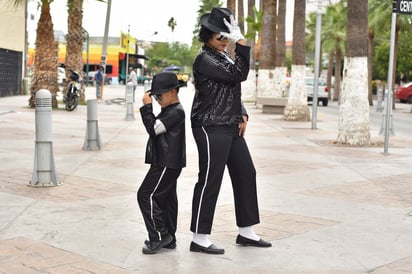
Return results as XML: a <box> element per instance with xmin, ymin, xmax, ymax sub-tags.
<box><xmin>83</xmin><ymin>99</ymin><xmax>102</xmax><ymax>150</ymax></box>
<box><xmin>125</xmin><ymin>82</ymin><xmax>135</xmax><ymax>120</ymax></box>
<box><xmin>379</xmin><ymin>90</ymin><xmax>395</xmax><ymax>136</ymax></box>
<box><xmin>29</xmin><ymin>89</ymin><xmax>61</xmax><ymax>187</ymax></box>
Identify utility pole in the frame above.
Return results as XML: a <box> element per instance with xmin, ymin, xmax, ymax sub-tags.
<box><xmin>126</xmin><ymin>24</ymin><xmax>130</xmax><ymax>83</ymax></box>
<box><xmin>101</xmin><ymin>0</ymin><xmax>111</xmax><ymax>70</ymax></box>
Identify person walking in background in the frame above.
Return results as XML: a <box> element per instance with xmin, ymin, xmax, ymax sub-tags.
<box><xmin>95</xmin><ymin>66</ymin><xmax>104</xmax><ymax>99</ymax></box>
<box><xmin>137</xmin><ymin>72</ymin><xmax>186</xmax><ymax>255</ymax></box>
<box><xmin>189</xmin><ymin>7</ymin><xmax>271</xmax><ymax>255</ymax></box>
<box><xmin>127</xmin><ymin>67</ymin><xmax>138</xmax><ymax>101</ymax></box>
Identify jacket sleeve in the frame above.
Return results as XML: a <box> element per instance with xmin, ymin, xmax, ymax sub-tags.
<box><xmin>139</xmin><ymin>104</ymin><xmax>157</xmax><ymax>136</ymax></box>
<box><xmin>195</xmin><ymin>44</ymin><xmax>251</xmax><ymax>83</ymax></box>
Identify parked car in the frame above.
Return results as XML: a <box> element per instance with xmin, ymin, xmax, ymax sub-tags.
<box><xmin>162</xmin><ymin>65</ymin><xmax>189</xmax><ymax>87</ymax></box>
<box><xmin>395</xmin><ymin>82</ymin><xmax>412</xmax><ymax>103</ymax></box>
<box><xmin>306</xmin><ymin>77</ymin><xmax>329</xmax><ymax>106</ymax></box>
<box><xmin>58</xmin><ymin>67</ymin><xmax>65</xmax><ymax>86</ymax></box>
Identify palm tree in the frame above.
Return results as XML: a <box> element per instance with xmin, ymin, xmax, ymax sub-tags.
<box><xmin>22</xmin><ymin>0</ymin><xmax>59</xmax><ymax>108</ymax></box>
<box><xmin>257</xmin><ymin>0</ymin><xmax>276</xmax><ymax>97</ymax></box>
<box><xmin>237</xmin><ymin>0</ymin><xmax>245</xmax><ymax>33</ymax></box>
<box><xmin>227</xmin><ymin>0</ymin><xmax>235</xmax><ymax>13</ymax></box>
<box><xmin>337</xmin><ymin>0</ymin><xmax>370</xmax><ymax>145</ymax></box>
<box><xmin>283</xmin><ymin>0</ymin><xmax>310</xmax><ymax>121</ymax></box>
<box><xmin>168</xmin><ymin>17</ymin><xmax>177</xmax><ymax>32</ymax></box>
<box><xmin>246</xmin><ymin>0</ymin><xmax>257</xmax><ymax>69</ymax></box>
<box><xmin>322</xmin><ymin>1</ymin><xmax>346</xmax><ymax>103</ymax></box>
<box><xmin>65</xmin><ymin>0</ymin><xmax>86</xmax><ymax>103</ymax></box>
<box><xmin>274</xmin><ymin>0</ymin><xmax>287</xmax><ymax>97</ymax></box>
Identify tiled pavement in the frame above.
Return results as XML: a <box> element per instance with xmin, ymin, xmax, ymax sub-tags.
<box><xmin>0</xmin><ymin>84</ymin><xmax>412</xmax><ymax>273</ymax></box>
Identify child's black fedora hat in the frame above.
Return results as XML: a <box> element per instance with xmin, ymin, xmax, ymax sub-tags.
<box><xmin>148</xmin><ymin>72</ymin><xmax>183</xmax><ymax>95</ymax></box>
<box><xmin>200</xmin><ymin>7</ymin><xmax>232</xmax><ymax>33</ymax></box>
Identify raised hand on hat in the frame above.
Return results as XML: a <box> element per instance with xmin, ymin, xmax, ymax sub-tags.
<box><xmin>220</xmin><ymin>15</ymin><xmax>245</xmax><ymax>43</ymax></box>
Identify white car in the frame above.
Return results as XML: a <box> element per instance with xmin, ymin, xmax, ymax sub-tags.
<box><xmin>306</xmin><ymin>77</ymin><xmax>329</xmax><ymax>106</ymax></box>
<box><xmin>58</xmin><ymin>67</ymin><xmax>65</xmax><ymax>86</ymax></box>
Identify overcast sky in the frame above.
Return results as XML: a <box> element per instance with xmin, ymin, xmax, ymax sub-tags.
<box><xmin>33</xmin><ymin>1</ymin><xmax>333</xmax><ymax>46</ymax></box>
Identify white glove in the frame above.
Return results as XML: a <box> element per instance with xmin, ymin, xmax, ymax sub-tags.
<box><xmin>220</xmin><ymin>15</ymin><xmax>245</xmax><ymax>43</ymax></box>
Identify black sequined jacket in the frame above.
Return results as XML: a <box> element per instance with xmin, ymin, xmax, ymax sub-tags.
<box><xmin>190</xmin><ymin>43</ymin><xmax>250</xmax><ymax>128</ymax></box>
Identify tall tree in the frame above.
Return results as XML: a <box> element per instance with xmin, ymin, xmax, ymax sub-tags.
<box><xmin>227</xmin><ymin>0</ymin><xmax>235</xmax><ymax>13</ymax></box>
<box><xmin>322</xmin><ymin>1</ymin><xmax>346</xmax><ymax>103</ymax></box>
<box><xmin>237</xmin><ymin>0</ymin><xmax>245</xmax><ymax>33</ymax></box>
<box><xmin>65</xmin><ymin>0</ymin><xmax>86</xmax><ymax>103</ymax></box>
<box><xmin>246</xmin><ymin>0</ymin><xmax>256</xmax><ymax>69</ymax></box>
<box><xmin>257</xmin><ymin>0</ymin><xmax>276</xmax><ymax>97</ymax></box>
<box><xmin>274</xmin><ymin>0</ymin><xmax>287</xmax><ymax>97</ymax></box>
<box><xmin>337</xmin><ymin>0</ymin><xmax>370</xmax><ymax>145</ymax></box>
<box><xmin>284</xmin><ymin>0</ymin><xmax>310</xmax><ymax>121</ymax></box>
<box><xmin>27</xmin><ymin>0</ymin><xmax>59</xmax><ymax>108</ymax></box>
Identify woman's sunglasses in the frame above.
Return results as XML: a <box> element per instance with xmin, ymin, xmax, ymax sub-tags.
<box><xmin>215</xmin><ymin>34</ymin><xmax>228</xmax><ymax>41</ymax></box>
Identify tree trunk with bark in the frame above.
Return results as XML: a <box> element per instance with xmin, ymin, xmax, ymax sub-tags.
<box><xmin>337</xmin><ymin>0</ymin><xmax>370</xmax><ymax>146</ymax></box>
<box><xmin>65</xmin><ymin>0</ymin><xmax>86</xmax><ymax>103</ymax></box>
<box><xmin>283</xmin><ymin>0</ymin><xmax>310</xmax><ymax>121</ymax></box>
<box><xmin>28</xmin><ymin>3</ymin><xmax>59</xmax><ymax>108</ymax></box>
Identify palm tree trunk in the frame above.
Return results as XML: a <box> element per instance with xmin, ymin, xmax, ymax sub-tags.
<box><xmin>337</xmin><ymin>0</ymin><xmax>370</xmax><ymax>145</ymax></box>
<box><xmin>327</xmin><ymin>50</ymin><xmax>334</xmax><ymax>100</ymax></box>
<box><xmin>274</xmin><ymin>0</ymin><xmax>287</xmax><ymax>97</ymax></box>
<box><xmin>258</xmin><ymin>0</ymin><xmax>276</xmax><ymax>97</ymax></box>
<box><xmin>333</xmin><ymin>46</ymin><xmax>342</xmax><ymax>102</ymax></box>
<box><xmin>368</xmin><ymin>30</ymin><xmax>374</xmax><ymax>106</ymax></box>
<box><xmin>283</xmin><ymin>0</ymin><xmax>310</xmax><ymax>121</ymax></box>
<box><xmin>28</xmin><ymin>2</ymin><xmax>59</xmax><ymax>108</ymax></box>
<box><xmin>65</xmin><ymin>0</ymin><xmax>85</xmax><ymax>103</ymax></box>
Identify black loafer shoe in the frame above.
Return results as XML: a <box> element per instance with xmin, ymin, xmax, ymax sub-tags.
<box><xmin>142</xmin><ymin>234</ymin><xmax>173</xmax><ymax>254</ymax></box>
<box><xmin>189</xmin><ymin>241</ymin><xmax>225</xmax><ymax>254</ymax></box>
<box><xmin>145</xmin><ymin>239</ymin><xmax>176</xmax><ymax>249</ymax></box>
<box><xmin>236</xmin><ymin>235</ymin><xmax>272</xmax><ymax>247</ymax></box>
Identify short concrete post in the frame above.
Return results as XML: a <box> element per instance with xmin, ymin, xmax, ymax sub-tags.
<box><xmin>29</xmin><ymin>89</ymin><xmax>61</xmax><ymax>187</ymax></box>
<box><xmin>125</xmin><ymin>82</ymin><xmax>135</xmax><ymax>121</ymax></box>
<box><xmin>83</xmin><ymin>99</ymin><xmax>102</xmax><ymax>150</ymax></box>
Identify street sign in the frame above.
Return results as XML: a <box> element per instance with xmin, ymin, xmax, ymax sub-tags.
<box><xmin>393</xmin><ymin>0</ymin><xmax>412</xmax><ymax>14</ymax></box>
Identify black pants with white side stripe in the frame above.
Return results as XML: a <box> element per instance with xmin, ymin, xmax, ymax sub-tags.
<box><xmin>190</xmin><ymin>125</ymin><xmax>260</xmax><ymax>235</ymax></box>
<box><xmin>137</xmin><ymin>166</ymin><xmax>181</xmax><ymax>242</ymax></box>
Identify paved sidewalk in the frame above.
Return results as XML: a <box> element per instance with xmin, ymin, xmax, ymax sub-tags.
<box><xmin>0</xmin><ymin>84</ymin><xmax>412</xmax><ymax>273</ymax></box>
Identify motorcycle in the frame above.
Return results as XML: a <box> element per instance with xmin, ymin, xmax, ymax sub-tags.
<box><xmin>64</xmin><ymin>69</ymin><xmax>81</xmax><ymax>111</ymax></box>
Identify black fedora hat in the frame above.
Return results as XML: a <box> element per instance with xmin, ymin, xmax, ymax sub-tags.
<box><xmin>147</xmin><ymin>72</ymin><xmax>183</xmax><ymax>95</ymax></box>
<box><xmin>200</xmin><ymin>7</ymin><xmax>232</xmax><ymax>33</ymax></box>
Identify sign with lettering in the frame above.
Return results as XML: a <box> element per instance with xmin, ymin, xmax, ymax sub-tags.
<box><xmin>393</xmin><ymin>0</ymin><xmax>412</xmax><ymax>14</ymax></box>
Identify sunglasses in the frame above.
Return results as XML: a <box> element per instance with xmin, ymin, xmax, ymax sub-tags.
<box><xmin>152</xmin><ymin>94</ymin><xmax>162</xmax><ymax>102</ymax></box>
<box><xmin>215</xmin><ymin>34</ymin><xmax>228</xmax><ymax>41</ymax></box>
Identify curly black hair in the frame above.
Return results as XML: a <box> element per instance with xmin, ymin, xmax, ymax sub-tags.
<box><xmin>198</xmin><ymin>26</ymin><xmax>215</xmax><ymax>43</ymax></box>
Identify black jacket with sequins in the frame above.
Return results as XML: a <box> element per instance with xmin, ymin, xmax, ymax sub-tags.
<box><xmin>190</xmin><ymin>43</ymin><xmax>250</xmax><ymax>128</ymax></box>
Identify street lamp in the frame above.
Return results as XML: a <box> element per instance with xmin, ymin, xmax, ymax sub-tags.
<box><xmin>310</xmin><ymin>0</ymin><xmax>325</xmax><ymax>130</ymax></box>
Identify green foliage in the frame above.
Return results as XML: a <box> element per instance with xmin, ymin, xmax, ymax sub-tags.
<box><xmin>369</xmin><ymin>0</ymin><xmax>412</xmax><ymax>82</ymax></box>
<box><xmin>145</xmin><ymin>42</ymin><xmax>198</xmax><ymax>74</ymax></box>
<box><xmin>245</xmin><ymin>6</ymin><xmax>262</xmax><ymax>41</ymax></box>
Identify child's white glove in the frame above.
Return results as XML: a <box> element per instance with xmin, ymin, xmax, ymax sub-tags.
<box><xmin>220</xmin><ymin>15</ymin><xmax>245</xmax><ymax>43</ymax></box>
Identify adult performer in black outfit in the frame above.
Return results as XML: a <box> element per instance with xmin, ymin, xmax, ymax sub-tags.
<box><xmin>189</xmin><ymin>7</ymin><xmax>272</xmax><ymax>255</ymax></box>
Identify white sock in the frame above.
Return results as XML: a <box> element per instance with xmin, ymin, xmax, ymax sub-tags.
<box><xmin>192</xmin><ymin>233</ymin><xmax>212</xmax><ymax>247</ymax></box>
<box><xmin>239</xmin><ymin>226</ymin><xmax>260</xmax><ymax>241</ymax></box>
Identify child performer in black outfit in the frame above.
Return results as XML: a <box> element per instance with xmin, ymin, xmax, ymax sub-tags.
<box><xmin>137</xmin><ymin>72</ymin><xmax>186</xmax><ymax>255</ymax></box>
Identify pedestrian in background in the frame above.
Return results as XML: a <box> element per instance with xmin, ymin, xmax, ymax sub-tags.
<box><xmin>128</xmin><ymin>67</ymin><xmax>138</xmax><ymax>101</ymax></box>
<box><xmin>95</xmin><ymin>66</ymin><xmax>104</xmax><ymax>99</ymax></box>
<box><xmin>189</xmin><ymin>7</ymin><xmax>271</xmax><ymax>255</ymax></box>
<box><xmin>137</xmin><ymin>72</ymin><xmax>186</xmax><ymax>255</ymax></box>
